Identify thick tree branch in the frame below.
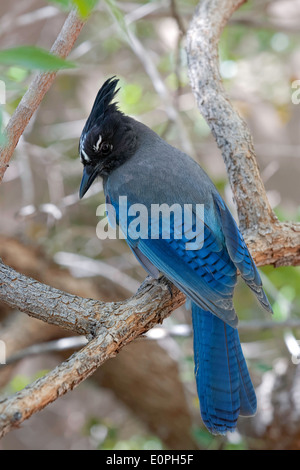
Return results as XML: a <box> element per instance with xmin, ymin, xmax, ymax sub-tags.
<box><xmin>0</xmin><ymin>9</ymin><xmax>86</xmax><ymax>183</ymax></box>
<box><xmin>0</xmin><ymin>261</ymin><xmax>184</xmax><ymax>338</ymax></box>
<box><xmin>0</xmin><ymin>262</ymin><xmax>184</xmax><ymax>437</ymax></box>
<box><xmin>186</xmin><ymin>0</ymin><xmax>277</xmax><ymax>232</ymax></box>
<box><xmin>186</xmin><ymin>0</ymin><xmax>300</xmax><ymax>263</ymax></box>
<box><xmin>245</xmin><ymin>221</ymin><xmax>300</xmax><ymax>268</ymax></box>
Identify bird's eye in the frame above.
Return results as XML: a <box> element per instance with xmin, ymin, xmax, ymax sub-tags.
<box><xmin>100</xmin><ymin>142</ymin><xmax>112</xmax><ymax>155</ymax></box>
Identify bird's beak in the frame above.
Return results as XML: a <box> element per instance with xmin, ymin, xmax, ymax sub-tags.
<box><xmin>79</xmin><ymin>166</ymin><xmax>98</xmax><ymax>199</ymax></box>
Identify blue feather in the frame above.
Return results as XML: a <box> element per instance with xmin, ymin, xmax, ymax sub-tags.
<box><xmin>213</xmin><ymin>193</ymin><xmax>273</xmax><ymax>313</ymax></box>
<box><xmin>192</xmin><ymin>304</ymin><xmax>257</xmax><ymax>434</ymax></box>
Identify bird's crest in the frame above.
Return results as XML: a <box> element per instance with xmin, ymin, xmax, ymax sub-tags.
<box><xmin>82</xmin><ymin>76</ymin><xmax>120</xmax><ymax>135</ymax></box>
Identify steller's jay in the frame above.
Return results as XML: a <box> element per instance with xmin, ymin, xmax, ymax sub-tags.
<box><xmin>78</xmin><ymin>77</ymin><xmax>273</xmax><ymax>435</ymax></box>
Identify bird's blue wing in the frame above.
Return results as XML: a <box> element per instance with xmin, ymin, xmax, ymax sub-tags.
<box><xmin>213</xmin><ymin>193</ymin><xmax>273</xmax><ymax>313</ymax></box>
<box><xmin>125</xmin><ymin>208</ymin><xmax>239</xmax><ymax>327</ymax></box>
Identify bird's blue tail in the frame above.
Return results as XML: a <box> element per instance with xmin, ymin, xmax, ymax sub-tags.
<box><xmin>192</xmin><ymin>303</ymin><xmax>257</xmax><ymax>435</ymax></box>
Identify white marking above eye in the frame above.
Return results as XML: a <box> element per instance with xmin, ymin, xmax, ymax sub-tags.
<box><xmin>93</xmin><ymin>134</ymin><xmax>102</xmax><ymax>152</ymax></box>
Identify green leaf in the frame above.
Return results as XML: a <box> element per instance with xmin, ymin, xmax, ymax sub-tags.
<box><xmin>47</xmin><ymin>0</ymin><xmax>99</xmax><ymax>17</ymax></box>
<box><xmin>0</xmin><ymin>46</ymin><xmax>76</xmax><ymax>71</ymax></box>
<box><xmin>7</xmin><ymin>66</ymin><xmax>28</xmax><ymax>82</ymax></box>
<box><xmin>72</xmin><ymin>0</ymin><xmax>99</xmax><ymax>18</ymax></box>
<box><xmin>9</xmin><ymin>374</ymin><xmax>31</xmax><ymax>392</ymax></box>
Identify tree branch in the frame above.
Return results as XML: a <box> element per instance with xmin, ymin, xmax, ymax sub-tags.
<box><xmin>245</xmin><ymin>221</ymin><xmax>300</xmax><ymax>268</ymax></box>
<box><xmin>0</xmin><ymin>260</ymin><xmax>184</xmax><ymax>337</ymax></box>
<box><xmin>186</xmin><ymin>0</ymin><xmax>300</xmax><ymax>263</ymax></box>
<box><xmin>0</xmin><ymin>261</ymin><xmax>184</xmax><ymax>437</ymax></box>
<box><xmin>0</xmin><ymin>8</ymin><xmax>86</xmax><ymax>183</ymax></box>
<box><xmin>186</xmin><ymin>0</ymin><xmax>277</xmax><ymax>232</ymax></box>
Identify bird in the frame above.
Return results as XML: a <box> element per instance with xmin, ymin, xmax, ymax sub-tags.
<box><xmin>78</xmin><ymin>77</ymin><xmax>273</xmax><ymax>435</ymax></box>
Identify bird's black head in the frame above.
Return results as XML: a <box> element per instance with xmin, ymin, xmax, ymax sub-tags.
<box><xmin>79</xmin><ymin>77</ymin><xmax>138</xmax><ymax>198</ymax></box>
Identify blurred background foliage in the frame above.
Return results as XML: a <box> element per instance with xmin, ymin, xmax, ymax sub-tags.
<box><xmin>0</xmin><ymin>0</ymin><xmax>299</xmax><ymax>450</ymax></box>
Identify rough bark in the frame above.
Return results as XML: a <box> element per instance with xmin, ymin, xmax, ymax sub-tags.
<box><xmin>186</xmin><ymin>0</ymin><xmax>276</xmax><ymax>232</ymax></box>
<box><xmin>185</xmin><ymin>0</ymin><xmax>300</xmax><ymax>261</ymax></box>
<box><xmin>244</xmin><ymin>221</ymin><xmax>300</xmax><ymax>268</ymax></box>
<box><xmin>0</xmin><ymin>269</ymin><xmax>184</xmax><ymax>437</ymax></box>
